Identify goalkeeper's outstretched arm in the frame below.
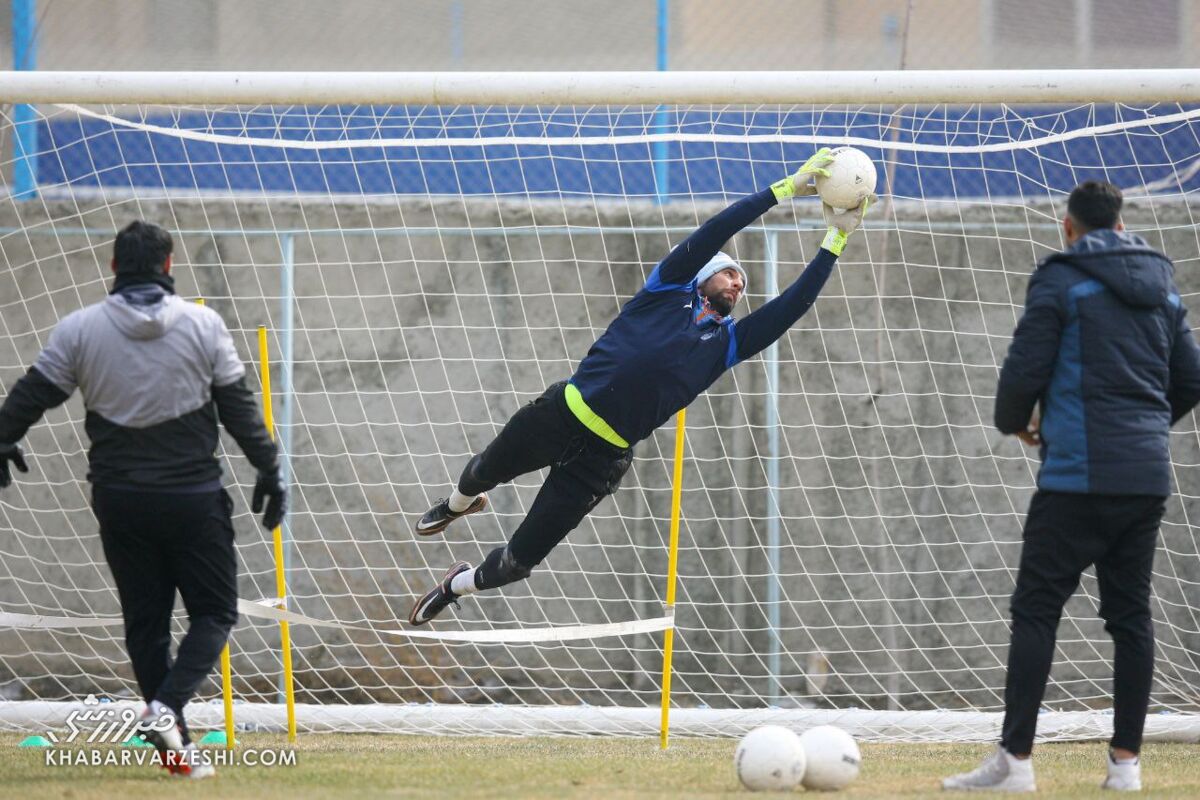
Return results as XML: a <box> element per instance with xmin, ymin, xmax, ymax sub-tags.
<box><xmin>647</xmin><ymin>150</ymin><xmax>836</xmax><ymax>290</ymax></box>
<box><xmin>731</xmin><ymin>197</ymin><xmax>872</xmax><ymax>364</ymax></box>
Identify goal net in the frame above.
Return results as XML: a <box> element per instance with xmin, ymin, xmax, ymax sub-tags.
<box><xmin>1</xmin><ymin>74</ymin><xmax>1199</xmax><ymax>741</ymax></box>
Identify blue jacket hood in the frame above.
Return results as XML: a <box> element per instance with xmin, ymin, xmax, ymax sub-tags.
<box><xmin>1040</xmin><ymin>228</ymin><xmax>1172</xmax><ymax>308</ymax></box>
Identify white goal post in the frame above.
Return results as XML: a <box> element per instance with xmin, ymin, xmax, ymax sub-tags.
<box><xmin>1</xmin><ymin>69</ymin><xmax>1199</xmax><ymax>105</ymax></box>
<box><xmin>2</xmin><ymin>69</ymin><xmax>1200</xmax><ymax>743</ymax></box>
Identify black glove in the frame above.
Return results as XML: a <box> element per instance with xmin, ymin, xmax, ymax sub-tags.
<box><xmin>0</xmin><ymin>443</ymin><xmax>28</xmax><ymax>489</ymax></box>
<box><xmin>251</xmin><ymin>470</ymin><xmax>287</xmax><ymax>531</ymax></box>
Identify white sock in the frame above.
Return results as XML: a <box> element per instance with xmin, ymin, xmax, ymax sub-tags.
<box><xmin>450</xmin><ymin>568</ymin><xmax>479</xmax><ymax>596</ymax></box>
<box><xmin>447</xmin><ymin>489</ymin><xmax>478</xmax><ymax>513</ymax></box>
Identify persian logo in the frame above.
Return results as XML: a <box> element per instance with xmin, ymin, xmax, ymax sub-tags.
<box><xmin>44</xmin><ymin>694</ymin><xmax>175</xmax><ymax>745</ymax></box>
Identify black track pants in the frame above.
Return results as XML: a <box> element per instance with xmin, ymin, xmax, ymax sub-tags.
<box><xmin>457</xmin><ymin>381</ymin><xmax>633</xmax><ymax>582</ymax></box>
<box><xmin>1001</xmin><ymin>490</ymin><xmax>1164</xmax><ymax>755</ymax></box>
<box><xmin>93</xmin><ymin>485</ymin><xmax>239</xmax><ymax>740</ymax></box>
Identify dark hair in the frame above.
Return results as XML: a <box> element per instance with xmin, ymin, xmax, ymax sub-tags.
<box><xmin>1067</xmin><ymin>180</ymin><xmax>1123</xmax><ymax>232</ymax></box>
<box><xmin>113</xmin><ymin>220</ymin><xmax>173</xmax><ymax>274</ymax></box>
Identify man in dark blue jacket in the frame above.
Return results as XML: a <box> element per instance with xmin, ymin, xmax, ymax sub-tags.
<box><xmin>409</xmin><ymin>149</ymin><xmax>872</xmax><ymax>626</ymax></box>
<box><xmin>944</xmin><ymin>182</ymin><xmax>1200</xmax><ymax>792</ymax></box>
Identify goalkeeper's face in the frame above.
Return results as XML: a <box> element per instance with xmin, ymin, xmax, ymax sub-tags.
<box><xmin>701</xmin><ymin>267</ymin><xmax>744</xmax><ymax>316</ymax></box>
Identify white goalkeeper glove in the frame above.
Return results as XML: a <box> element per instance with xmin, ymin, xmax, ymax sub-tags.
<box><xmin>820</xmin><ymin>194</ymin><xmax>876</xmax><ymax>256</ymax></box>
<box><xmin>770</xmin><ymin>148</ymin><xmax>834</xmax><ymax>201</ymax></box>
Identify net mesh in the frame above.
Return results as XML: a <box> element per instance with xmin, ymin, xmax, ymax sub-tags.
<box><xmin>1</xmin><ymin>100</ymin><xmax>1199</xmax><ymax>738</ymax></box>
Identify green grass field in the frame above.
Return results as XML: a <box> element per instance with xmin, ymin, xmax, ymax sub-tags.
<box><xmin>2</xmin><ymin>733</ymin><xmax>1198</xmax><ymax>799</ymax></box>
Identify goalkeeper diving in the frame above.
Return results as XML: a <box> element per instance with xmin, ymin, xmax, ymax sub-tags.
<box><xmin>409</xmin><ymin>150</ymin><xmax>871</xmax><ymax>625</ymax></box>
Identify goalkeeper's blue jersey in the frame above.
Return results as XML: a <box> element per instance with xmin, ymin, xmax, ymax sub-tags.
<box><xmin>569</xmin><ymin>188</ymin><xmax>838</xmax><ymax>446</ymax></box>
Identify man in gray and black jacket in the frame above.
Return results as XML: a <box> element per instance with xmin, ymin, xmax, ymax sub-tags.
<box><xmin>0</xmin><ymin>221</ymin><xmax>285</xmax><ymax>777</ymax></box>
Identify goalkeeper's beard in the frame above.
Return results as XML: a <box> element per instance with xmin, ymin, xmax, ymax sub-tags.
<box><xmin>702</xmin><ymin>287</ymin><xmax>739</xmax><ymax>317</ymax></box>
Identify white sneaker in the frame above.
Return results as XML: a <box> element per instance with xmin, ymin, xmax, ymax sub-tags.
<box><xmin>139</xmin><ymin>702</ymin><xmax>202</xmax><ymax>777</ymax></box>
<box><xmin>178</xmin><ymin>742</ymin><xmax>216</xmax><ymax>780</ymax></box>
<box><xmin>139</xmin><ymin>702</ymin><xmax>184</xmax><ymax>753</ymax></box>
<box><xmin>1102</xmin><ymin>751</ymin><xmax>1141</xmax><ymax>791</ymax></box>
<box><xmin>942</xmin><ymin>745</ymin><xmax>1036</xmax><ymax>792</ymax></box>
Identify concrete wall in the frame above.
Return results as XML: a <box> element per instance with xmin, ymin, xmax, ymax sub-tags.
<box><xmin>1</xmin><ymin>191</ymin><xmax>1199</xmax><ymax>714</ymax></box>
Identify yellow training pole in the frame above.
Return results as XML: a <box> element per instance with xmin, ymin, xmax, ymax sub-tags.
<box><xmin>259</xmin><ymin>325</ymin><xmax>297</xmax><ymax>743</ymax></box>
<box><xmin>659</xmin><ymin>408</ymin><xmax>686</xmax><ymax>750</ymax></box>
<box><xmin>219</xmin><ymin>647</ymin><xmax>235</xmax><ymax>749</ymax></box>
<box><xmin>197</xmin><ymin>298</ymin><xmax>237</xmax><ymax>750</ymax></box>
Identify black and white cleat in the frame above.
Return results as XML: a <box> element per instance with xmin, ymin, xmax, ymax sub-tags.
<box><xmin>409</xmin><ymin>561</ymin><xmax>473</xmax><ymax>626</ymax></box>
<box><xmin>414</xmin><ymin>494</ymin><xmax>488</xmax><ymax>536</ymax></box>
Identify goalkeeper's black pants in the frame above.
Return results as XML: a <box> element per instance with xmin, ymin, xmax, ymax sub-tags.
<box><xmin>1001</xmin><ymin>490</ymin><xmax>1165</xmax><ymax>756</ymax></box>
<box><xmin>93</xmin><ymin>485</ymin><xmax>239</xmax><ymax>742</ymax></box>
<box><xmin>456</xmin><ymin>381</ymin><xmax>633</xmax><ymax>588</ymax></box>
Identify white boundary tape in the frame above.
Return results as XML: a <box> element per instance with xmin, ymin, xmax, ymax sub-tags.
<box><xmin>0</xmin><ymin>600</ymin><xmax>673</xmax><ymax>644</ymax></box>
<box><xmin>237</xmin><ymin>599</ymin><xmax>673</xmax><ymax>643</ymax></box>
<box><xmin>4</xmin><ymin>700</ymin><xmax>1200</xmax><ymax>742</ymax></box>
<box><xmin>59</xmin><ymin>103</ymin><xmax>1200</xmax><ymax>156</ymax></box>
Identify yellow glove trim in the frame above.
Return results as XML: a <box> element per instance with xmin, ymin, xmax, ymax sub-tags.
<box><xmin>821</xmin><ymin>226</ymin><xmax>848</xmax><ymax>256</ymax></box>
<box><xmin>770</xmin><ymin>177</ymin><xmax>795</xmax><ymax>202</ymax></box>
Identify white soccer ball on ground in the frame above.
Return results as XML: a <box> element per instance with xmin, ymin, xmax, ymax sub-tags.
<box><xmin>734</xmin><ymin>725</ymin><xmax>807</xmax><ymax>791</ymax></box>
<box><xmin>798</xmin><ymin>725</ymin><xmax>861</xmax><ymax>791</ymax></box>
<box><xmin>815</xmin><ymin>146</ymin><xmax>878</xmax><ymax>210</ymax></box>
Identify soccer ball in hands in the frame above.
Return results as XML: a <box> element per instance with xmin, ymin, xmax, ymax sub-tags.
<box><xmin>734</xmin><ymin>725</ymin><xmax>807</xmax><ymax>791</ymax></box>
<box><xmin>798</xmin><ymin>725</ymin><xmax>861</xmax><ymax>791</ymax></box>
<box><xmin>815</xmin><ymin>146</ymin><xmax>877</xmax><ymax>210</ymax></box>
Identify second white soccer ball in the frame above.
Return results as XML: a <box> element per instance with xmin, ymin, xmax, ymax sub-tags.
<box><xmin>815</xmin><ymin>146</ymin><xmax>877</xmax><ymax>210</ymax></box>
<box><xmin>734</xmin><ymin>725</ymin><xmax>806</xmax><ymax>791</ymax></box>
<box><xmin>798</xmin><ymin>725</ymin><xmax>862</xmax><ymax>791</ymax></box>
